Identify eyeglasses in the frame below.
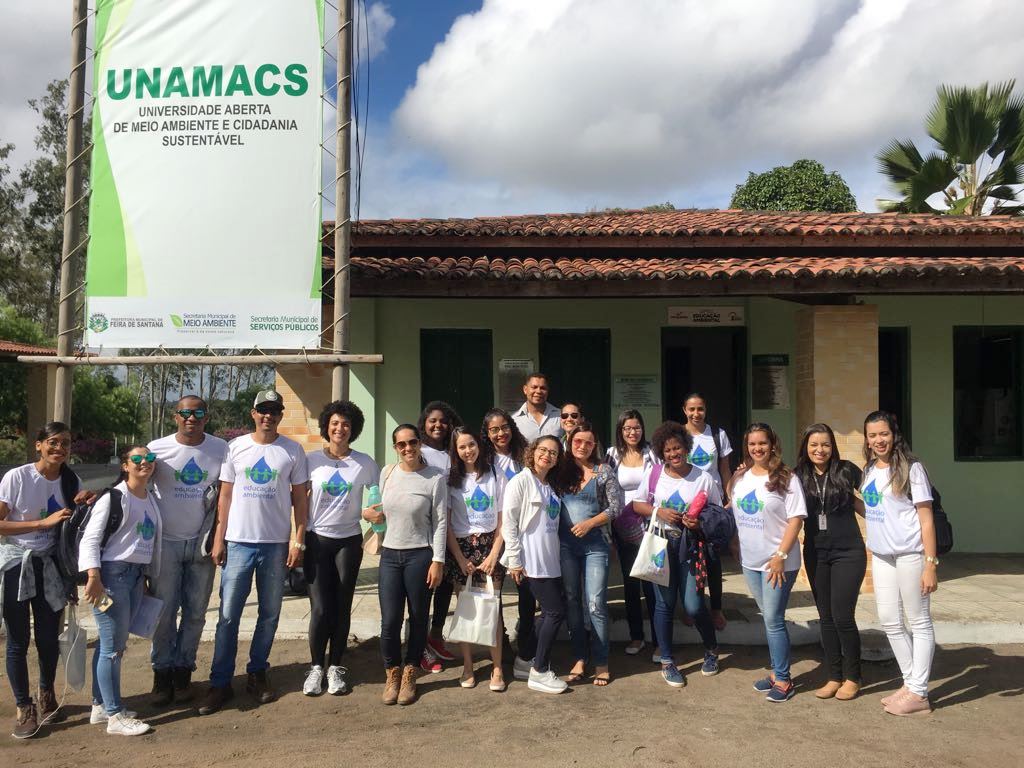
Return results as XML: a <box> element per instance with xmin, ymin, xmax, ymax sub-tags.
<box><xmin>535</xmin><ymin>447</ymin><xmax>559</xmax><ymax>458</ymax></box>
<box><xmin>129</xmin><ymin>453</ymin><xmax>157</xmax><ymax>465</ymax></box>
<box><xmin>42</xmin><ymin>438</ymin><xmax>71</xmax><ymax>448</ymax></box>
<box><xmin>176</xmin><ymin>408</ymin><xmax>207</xmax><ymax>420</ymax></box>
<box><xmin>487</xmin><ymin>424</ymin><xmax>511</xmax><ymax>435</ymax></box>
<box><xmin>560</xmin><ymin>412</ymin><xmax>581</xmax><ymax>419</ymax></box>
<box><xmin>622</xmin><ymin>426</ymin><xmax>643</xmax><ymax>433</ymax></box>
<box><xmin>394</xmin><ymin>438</ymin><xmax>420</xmax><ymax>450</ymax></box>
<box><xmin>571</xmin><ymin>438</ymin><xmax>595</xmax><ymax>448</ymax></box>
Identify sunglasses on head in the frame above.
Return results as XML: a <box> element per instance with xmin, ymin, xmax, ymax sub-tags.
<box><xmin>560</xmin><ymin>411</ymin><xmax>580</xmax><ymax>419</ymax></box>
<box><xmin>394</xmin><ymin>438</ymin><xmax>420</xmax><ymax>450</ymax></box>
<box><xmin>177</xmin><ymin>408</ymin><xmax>206</xmax><ymax>420</ymax></box>
<box><xmin>129</xmin><ymin>452</ymin><xmax>157</xmax><ymax>465</ymax></box>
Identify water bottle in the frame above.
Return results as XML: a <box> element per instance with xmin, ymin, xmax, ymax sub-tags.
<box><xmin>686</xmin><ymin>489</ymin><xmax>708</xmax><ymax>519</ymax></box>
<box><xmin>367</xmin><ymin>485</ymin><xmax>386</xmax><ymax>533</ymax></box>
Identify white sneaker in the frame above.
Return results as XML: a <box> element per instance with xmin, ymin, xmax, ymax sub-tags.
<box><xmin>90</xmin><ymin>704</ymin><xmax>137</xmax><ymax>724</ymax></box>
<box><xmin>513</xmin><ymin>656</ymin><xmax>534</xmax><ymax>681</ymax></box>
<box><xmin>105</xmin><ymin>711</ymin><xmax>151</xmax><ymax>736</ymax></box>
<box><xmin>302</xmin><ymin>665</ymin><xmax>324</xmax><ymax>696</ymax></box>
<box><xmin>652</xmin><ymin>651</ymin><xmax>663</xmax><ymax>664</ymax></box>
<box><xmin>326</xmin><ymin>666</ymin><xmax>349</xmax><ymax>695</ymax></box>
<box><xmin>528</xmin><ymin>668</ymin><xmax>568</xmax><ymax>694</ymax></box>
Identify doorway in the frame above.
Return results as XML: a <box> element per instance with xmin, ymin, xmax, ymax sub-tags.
<box><xmin>661</xmin><ymin>327</ymin><xmax>746</xmax><ymax>464</ymax></box>
<box><xmin>539</xmin><ymin>328</ymin><xmax>612</xmax><ymax>441</ymax></box>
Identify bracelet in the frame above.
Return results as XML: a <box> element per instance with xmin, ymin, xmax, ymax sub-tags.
<box><xmin>924</xmin><ymin>555</ymin><xmax>939</xmax><ymax>566</ymax></box>
<box><xmin>290</xmin><ymin>541</ymin><xmax>306</xmax><ymax>551</ymax></box>
<box><xmin>772</xmin><ymin>550</ymin><xmax>788</xmax><ymax>560</ymax></box>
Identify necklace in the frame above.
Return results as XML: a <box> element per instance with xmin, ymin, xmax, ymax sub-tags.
<box><xmin>813</xmin><ymin>471</ymin><xmax>829</xmax><ymax>531</ymax></box>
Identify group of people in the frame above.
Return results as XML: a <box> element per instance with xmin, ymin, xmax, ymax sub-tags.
<box><xmin>0</xmin><ymin>371</ymin><xmax>940</xmax><ymax>738</ymax></box>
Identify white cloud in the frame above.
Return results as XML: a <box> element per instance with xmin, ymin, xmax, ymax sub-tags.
<box><xmin>392</xmin><ymin>0</ymin><xmax>1024</xmax><ymax>213</ymax></box>
<box><xmin>352</xmin><ymin>1</ymin><xmax>395</xmax><ymax>62</ymax></box>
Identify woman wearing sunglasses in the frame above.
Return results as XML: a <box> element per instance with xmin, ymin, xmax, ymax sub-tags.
<box><xmin>80</xmin><ymin>445</ymin><xmax>164</xmax><ymax>736</ymax></box>
<box><xmin>0</xmin><ymin>422</ymin><xmax>79</xmax><ymax>738</ymax></box>
<box><xmin>558</xmin><ymin>404</ymin><xmax>584</xmax><ymax>448</ymax></box>
<box><xmin>365</xmin><ymin>425</ymin><xmax>447</xmax><ymax>706</ymax></box>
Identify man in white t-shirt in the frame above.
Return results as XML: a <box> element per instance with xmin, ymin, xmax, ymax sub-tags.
<box><xmin>512</xmin><ymin>372</ymin><xmax>563</xmax><ymax>442</ymax></box>
<box><xmin>147</xmin><ymin>395</ymin><xmax>227</xmax><ymax>707</ymax></box>
<box><xmin>199</xmin><ymin>389</ymin><xmax>309</xmax><ymax>715</ymax></box>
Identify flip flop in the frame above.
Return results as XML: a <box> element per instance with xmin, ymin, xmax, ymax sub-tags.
<box><xmin>564</xmin><ymin>669</ymin><xmax>586</xmax><ymax>684</ymax></box>
<box><xmin>593</xmin><ymin>672</ymin><xmax>611</xmax><ymax>687</ymax></box>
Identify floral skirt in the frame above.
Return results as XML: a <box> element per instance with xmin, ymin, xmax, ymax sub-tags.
<box><xmin>445</xmin><ymin>530</ymin><xmax>506</xmax><ymax>588</ymax></box>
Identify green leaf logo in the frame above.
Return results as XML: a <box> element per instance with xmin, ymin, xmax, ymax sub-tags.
<box><xmin>170</xmin><ymin>314</ymin><xmax>183</xmax><ymax>328</ymax></box>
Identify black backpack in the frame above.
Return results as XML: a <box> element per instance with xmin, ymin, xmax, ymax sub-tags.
<box><xmin>911</xmin><ymin>473</ymin><xmax>953</xmax><ymax>555</ymax></box>
<box><xmin>56</xmin><ymin>487</ymin><xmax>125</xmax><ymax>586</ymax></box>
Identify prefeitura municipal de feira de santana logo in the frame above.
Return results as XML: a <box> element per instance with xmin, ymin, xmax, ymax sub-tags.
<box><xmin>88</xmin><ymin>313</ymin><xmax>109</xmax><ymax>333</ymax></box>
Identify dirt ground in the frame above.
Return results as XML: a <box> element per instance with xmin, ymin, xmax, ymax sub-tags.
<box><xmin>1</xmin><ymin>639</ymin><xmax>1021</xmax><ymax>768</ymax></box>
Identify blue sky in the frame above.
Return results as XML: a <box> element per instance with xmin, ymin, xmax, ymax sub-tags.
<box><xmin>4</xmin><ymin>1</ymin><xmax>1024</xmax><ymax>220</ymax></box>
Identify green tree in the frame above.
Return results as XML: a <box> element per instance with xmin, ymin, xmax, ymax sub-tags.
<box><xmin>0</xmin><ymin>301</ymin><xmax>51</xmax><ymax>435</ymax></box>
<box><xmin>71</xmin><ymin>368</ymin><xmax>142</xmax><ymax>442</ymax></box>
<box><xmin>876</xmin><ymin>81</ymin><xmax>1024</xmax><ymax>215</ymax></box>
<box><xmin>730</xmin><ymin>159</ymin><xmax>858</xmax><ymax>212</ymax></box>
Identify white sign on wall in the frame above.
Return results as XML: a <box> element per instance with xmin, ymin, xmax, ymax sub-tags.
<box><xmin>667</xmin><ymin>306</ymin><xmax>745</xmax><ymax>326</ymax></box>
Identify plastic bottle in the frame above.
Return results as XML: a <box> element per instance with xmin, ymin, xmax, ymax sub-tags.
<box><xmin>367</xmin><ymin>485</ymin><xmax>386</xmax><ymax>533</ymax></box>
<box><xmin>686</xmin><ymin>489</ymin><xmax>708</xmax><ymax>519</ymax></box>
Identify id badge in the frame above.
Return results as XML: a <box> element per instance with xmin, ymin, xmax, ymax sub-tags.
<box><xmin>818</xmin><ymin>513</ymin><xmax>827</xmax><ymax>531</ymax></box>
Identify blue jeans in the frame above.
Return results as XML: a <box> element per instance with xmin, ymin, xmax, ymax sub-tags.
<box><xmin>92</xmin><ymin>561</ymin><xmax>145</xmax><ymax>715</ymax></box>
<box><xmin>150</xmin><ymin>537</ymin><xmax>216</xmax><ymax>671</ymax></box>
<box><xmin>378</xmin><ymin>547</ymin><xmax>433</xmax><ymax>668</ymax></box>
<box><xmin>559</xmin><ymin>536</ymin><xmax>610</xmax><ymax>666</ymax></box>
<box><xmin>209</xmin><ymin>542</ymin><xmax>287</xmax><ymax>687</ymax></box>
<box><xmin>654</xmin><ymin>535</ymin><xmax>717</xmax><ymax>661</ymax></box>
<box><xmin>743</xmin><ymin>567</ymin><xmax>798</xmax><ymax>682</ymax></box>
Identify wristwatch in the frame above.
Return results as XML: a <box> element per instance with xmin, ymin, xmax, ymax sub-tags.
<box><xmin>924</xmin><ymin>555</ymin><xmax>939</xmax><ymax>566</ymax></box>
<box><xmin>290</xmin><ymin>541</ymin><xmax>306</xmax><ymax>551</ymax></box>
<box><xmin>772</xmin><ymin>550</ymin><xmax>788</xmax><ymax>560</ymax></box>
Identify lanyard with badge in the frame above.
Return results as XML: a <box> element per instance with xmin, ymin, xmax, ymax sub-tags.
<box><xmin>814</xmin><ymin>472</ymin><xmax>829</xmax><ymax>531</ymax></box>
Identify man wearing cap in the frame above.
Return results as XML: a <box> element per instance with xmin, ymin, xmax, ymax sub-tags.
<box><xmin>148</xmin><ymin>395</ymin><xmax>228</xmax><ymax>706</ymax></box>
<box><xmin>512</xmin><ymin>372</ymin><xmax>564</xmax><ymax>442</ymax></box>
<box><xmin>199</xmin><ymin>388</ymin><xmax>310</xmax><ymax>715</ymax></box>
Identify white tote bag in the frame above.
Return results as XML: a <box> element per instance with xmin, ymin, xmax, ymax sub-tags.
<box><xmin>444</xmin><ymin>574</ymin><xmax>500</xmax><ymax>647</ymax></box>
<box><xmin>629</xmin><ymin>514</ymin><xmax>671</xmax><ymax>586</ymax></box>
<box><xmin>58</xmin><ymin>604</ymin><xmax>87</xmax><ymax>692</ymax></box>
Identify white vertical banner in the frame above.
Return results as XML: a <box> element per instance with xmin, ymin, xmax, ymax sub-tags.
<box><xmin>85</xmin><ymin>0</ymin><xmax>324</xmax><ymax>348</ymax></box>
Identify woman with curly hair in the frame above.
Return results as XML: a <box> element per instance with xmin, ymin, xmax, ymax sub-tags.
<box><xmin>302</xmin><ymin>401</ymin><xmax>379</xmax><ymax>697</ymax></box>
<box><xmin>728</xmin><ymin>423</ymin><xmax>806</xmax><ymax>703</ymax></box>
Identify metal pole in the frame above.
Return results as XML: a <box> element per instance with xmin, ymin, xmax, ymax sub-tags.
<box><xmin>331</xmin><ymin>0</ymin><xmax>353</xmax><ymax>401</ymax></box>
<box><xmin>54</xmin><ymin>0</ymin><xmax>89</xmax><ymax>424</ymax></box>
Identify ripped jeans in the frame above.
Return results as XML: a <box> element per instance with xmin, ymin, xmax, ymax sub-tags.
<box><xmin>559</xmin><ymin>534</ymin><xmax>610</xmax><ymax>667</ymax></box>
<box><xmin>92</xmin><ymin>561</ymin><xmax>145</xmax><ymax>716</ymax></box>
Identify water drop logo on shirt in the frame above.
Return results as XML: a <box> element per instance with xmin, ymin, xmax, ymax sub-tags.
<box><xmin>245</xmin><ymin>456</ymin><xmax>279</xmax><ymax>485</ymax></box>
<box><xmin>175</xmin><ymin>457</ymin><xmax>208</xmax><ymax>486</ymax></box>
<box><xmin>546</xmin><ymin>495</ymin><xmax>560</xmax><ymax>519</ymax></box>
<box><xmin>663</xmin><ymin>490</ymin><xmax>689</xmax><ymax>514</ymax></box>
<box><xmin>651</xmin><ymin>549</ymin><xmax>666</xmax><ymax>569</ymax></box>
<box><xmin>688</xmin><ymin>444</ymin><xmax>714</xmax><ymax>468</ymax></box>
<box><xmin>41</xmin><ymin>494</ymin><xmax>62</xmax><ymax>519</ymax></box>
<box><xmin>862</xmin><ymin>480</ymin><xmax>884</xmax><ymax>508</ymax></box>
<box><xmin>136</xmin><ymin>512</ymin><xmax>156</xmax><ymax>541</ymax></box>
<box><xmin>467</xmin><ymin>486</ymin><xmax>492</xmax><ymax>512</ymax></box>
<box><xmin>321</xmin><ymin>470</ymin><xmax>352</xmax><ymax>498</ymax></box>
<box><xmin>504</xmin><ymin>465</ymin><xmax>516</xmax><ymax>480</ymax></box>
<box><xmin>737</xmin><ymin>489</ymin><xmax>765</xmax><ymax>515</ymax></box>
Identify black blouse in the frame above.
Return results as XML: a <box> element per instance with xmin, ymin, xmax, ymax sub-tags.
<box><xmin>800</xmin><ymin>460</ymin><xmax>864</xmax><ymax>550</ymax></box>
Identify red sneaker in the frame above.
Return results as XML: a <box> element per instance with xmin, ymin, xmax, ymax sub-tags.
<box><xmin>420</xmin><ymin>647</ymin><xmax>443</xmax><ymax>674</ymax></box>
<box><xmin>426</xmin><ymin>636</ymin><xmax>456</xmax><ymax>662</ymax></box>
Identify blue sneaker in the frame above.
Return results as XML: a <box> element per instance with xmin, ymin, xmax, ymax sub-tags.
<box><xmin>701</xmin><ymin>651</ymin><xmax>720</xmax><ymax>677</ymax></box>
<box><xmin>765</xmin><ymin>681</ymin><xmax>795</xmax><ymax>702</ymax></box>
<box><xmin>661</xmin><ymin>663</ymin><xmax>686</xmax><ymax>688</ymax></box>
<box><xmin>752</xmin><ymin>676</ymin><xmax>774</xmax><ymax>692</ymax></box>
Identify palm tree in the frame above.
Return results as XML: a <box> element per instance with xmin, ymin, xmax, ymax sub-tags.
<box><xmin>876</xmin><ymin>81</ymin><xmax>1024</xmax><ymax>215</ymax></box>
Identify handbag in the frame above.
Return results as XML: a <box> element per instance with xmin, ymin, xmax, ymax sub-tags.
<box><xmin>629</xmin><ymin>510</ymin><xmax>670</xmax><ymax>586</ymax></box>
<box><xmin>363</xmin><ymin>464</ymin><xmax>396</xmax><ymax>554</ymax></box>
<box><xmin>58</xmin><ymin>604</ymin><xmax>87</xmax><ymax>692</ymax></box>
<box><xmin>444</xmin><ymin>574</ymin><xmax>501</xmax><ymax>647</ymax></box>
<box><xmin>614</xmin><ymin>464</ymin><xmax>663</xmax><ymax>545</ymax></box>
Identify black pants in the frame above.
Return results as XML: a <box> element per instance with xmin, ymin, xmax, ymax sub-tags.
<box><xmin>804</xmin><ymin>544</ymin><xmax>866</xmax><ymax>683</ymax></box>
<box><xmin>430</xmin><ymin>579</ymin><xmax>454</xmax><ymax>633</ymax></box>
<box><xmin>378</xmin><ymin>547</ymin><xmax>432</xmax><ymax>668</ymax></box>
<box><xmin>612</xmin><ymin>529</ymin><xmax>656</xmax><ymax>642</ymax></box>
<box><xmin>526</xmin><ymin>576</ymin><xmax>565</xmax><ymax>673</ymax></box>
<box><xmin>707</xmin><ymin>544</ymin><xmax>723</xmax><ymax>612</ymax></box>
<box><xmin>3</xmin><ymin>558</ymin><xmax>62</xmax><ymax>707</ymax></box>
<box><xmin>305</xmin><ymin>531</ymin><xmax>363</xmax><ymax>668</ymax></box>
<box><xmin>515</xmin><ymin>577</ymin><xmax>538</xmax><ymax>661</ymax></box>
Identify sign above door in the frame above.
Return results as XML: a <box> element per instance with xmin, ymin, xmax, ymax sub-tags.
<box><xmin>667</xmin><ymin>306</ymin><xmax>745</xmax><ymax>326</ymax></box>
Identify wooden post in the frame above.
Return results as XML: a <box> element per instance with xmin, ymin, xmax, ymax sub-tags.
<box><xmin>331</xmin><ymin>0</ymin><xmax>353</xmax><ymax>401</ymax></box>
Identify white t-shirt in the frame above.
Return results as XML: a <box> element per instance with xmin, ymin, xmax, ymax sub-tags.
<box><xmin>617</xmin><ymin>463</ymin><xmax>646</xmax><ymax>506</ymax></box>
<box><xmin>688</xmin><ymin>426</ymin><xmax>732</xmax><ymax>491</ymax></box>
<box><xmin>520</xmin><ymin>476</ymin><xmax>561</xmax><ymax>578</ymax></box>
<box><xmin>494</xmin><ymin>453</ymin><xmax>521</xmax><ymax>482</ymax></box>
<box><xmin>148</xmin><ymin>433</ymin><xmax>228</xmax><ymax>542</ymax></box>
<box><xmin>220</xmin><ymin>434</ymin><xmax>309</xmax><ymax>544</ymax></box>
<box><xmin>638</xmin><ymin>464</ymin><xmax>721</xmax><ymax>533</ymax></box>
<box><xmin>448</xmin><ymin>469</ymin><xmax>504</xmax><ymax>537</ymax></box>
<box><xmin>100</xmin><ymin>487</ymin><xmax>159</xmax><ymax>565</ymax></box>
<box><xmin>861</xmin><ymin>463</ymin><xmax>932</xmax><ymax>556</ymax></box>
<box><xmin>731</xmin><ymin>471</ymin><xmax>806</xmax><ymax>572</ymax></box>
<box><xmin>307</xmin><ymin>449</ymin><xmax>380</xmax><ymax>539</ymax></box>
<box><xmin>0</xmin><ymin>463</ymin><xmax>78</xmax><ymax>551</ymax></box>
<box><xmin>421</xmin><ymin>446</ymin><xmax>451</xmax><ymax>473</ymax></box>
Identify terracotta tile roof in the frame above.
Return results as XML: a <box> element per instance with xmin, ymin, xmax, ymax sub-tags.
<box><xmin>0</xmin><ymin>339</ymin><xmax>57</xmax><ymax>356</ymax></box>
<box><xmin>349</xmin><ymin>254</ymin><xmax>1024</xmax><ymax>282</ymax></box>
<box><xmin>348</xmin><ymin>209</ymin><xmax>1024</xmax><ymax>241</ymax></box>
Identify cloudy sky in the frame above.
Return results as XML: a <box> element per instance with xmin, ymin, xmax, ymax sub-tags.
<box><xmin>3</xmin><ymin>0</ymin><xmax>1023</xmax><ymax>219</ymax></box>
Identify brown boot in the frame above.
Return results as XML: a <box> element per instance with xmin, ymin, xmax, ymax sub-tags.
<box><xmin>172</xmin><ymin>667</ymin><xmax>195</xmax><ymax>703</ymax></box>
<box><xmin>12</xmin><ymin>702</ymin><xmax>38</xmax><ymax>739</ymax></box>
<box><xmin>382</xmin><ymin>667</ymin><xmax>401</xmax><ymax>705</ymax></box>
<box><xmin>196</xmin><ymin>685</ymin><xmax>234</xmax><ymax>716</ymax></box>
<box><xmin>835</xmin><ymin>680</ymin><xmax>861</xmax><ymax>701</ymax></box>
<box><xmin>398</xmin><ymin>664</ymin><xmax>418</xmax><ymax>705</ymax></box>
<box><xmin>246</xmin><ymin>670</ymin><xmax>277</xmax><ymax>704</ymax></box>
<box><xmin>815</xmin><ymin>680</ymin><xmax>842</xmax><ymax>699</ymax></box>
<box><xmin>38</xmin><ymin>688</ymin><xmax>65</xmax><ymax>723</ymax></box>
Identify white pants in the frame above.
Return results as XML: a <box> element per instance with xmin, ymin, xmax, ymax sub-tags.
<box><xmin>872</xmin><ymin>552</ymin><xmax>934</xmax><ymax>696</ymax></box>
